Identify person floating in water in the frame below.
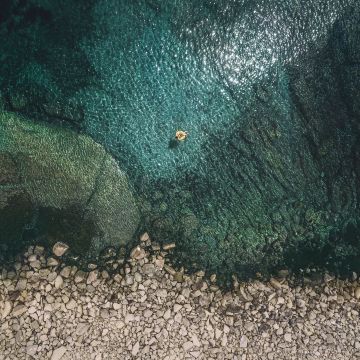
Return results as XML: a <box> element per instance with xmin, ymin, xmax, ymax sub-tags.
<box><xmin>175</xmin><ymin>130</ymin><xmax>188</xmax><ymax>141</ymax></box>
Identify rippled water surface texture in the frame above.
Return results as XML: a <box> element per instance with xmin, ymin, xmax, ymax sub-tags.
<box><xmin>0</xmin><ymin>0</ymin><xmax>360</xmax><ymax>282</ymax></box>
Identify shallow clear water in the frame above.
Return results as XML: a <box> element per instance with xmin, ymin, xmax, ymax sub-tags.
<box><xmin>81</xmin><ymin>0</ymin><xmax>348</xmax><ymax>180</ymax></box>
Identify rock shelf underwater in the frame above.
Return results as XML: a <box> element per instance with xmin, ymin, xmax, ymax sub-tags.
<box><xmin>0</xmin><ymin>0</ymin><xmax>360</xmax><ymax>284</ymax></box>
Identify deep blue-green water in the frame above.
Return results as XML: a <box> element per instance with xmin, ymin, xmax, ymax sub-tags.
<box><xmin>0</xmin><ymin>0</ymin><xmax>360</xmax><ymax>282</ymax></box>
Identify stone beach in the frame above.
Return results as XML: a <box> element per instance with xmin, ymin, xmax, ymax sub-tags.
<box><xmin>1</xmin><ymin>234</ymin><xmax>360</xmax><ymax>359</ymax></box>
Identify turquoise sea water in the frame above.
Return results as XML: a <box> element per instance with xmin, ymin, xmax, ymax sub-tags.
<box><xmin>82</xmin><ymin>0</ymin><xmax>350</xmax><ymax>179</ymax></box>
<box><xmin>0</xmin><ymin>0</ymin><xmax>360</xmax><ymax>282</ymax></box>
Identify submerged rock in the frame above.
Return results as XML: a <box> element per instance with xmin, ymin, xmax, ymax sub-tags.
<box><xmin>0</xmin><ymin>111</ymin><xmax>140</xmax><ymax>257</ymax></box>
<box><xmin>130</xmin><ymin>246</ymin><xmax>146</xmax><ymax>260</ymax></box>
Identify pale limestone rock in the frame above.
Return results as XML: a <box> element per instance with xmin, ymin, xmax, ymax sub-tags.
<box><xmin>52</xmin><ymin>242</ymin><xmax>69</xmax><ymax>257</ymax></box>
<box><xmin>140</xmin><ymin>232</ymin><xmax>150</xmax><ymax>242</ymax></box>
<box><xmin>240</xmin><ymin>335</ymin><xmax>248</xmax><ymax>348</ymax></box>
<box><xmin>60</xmin><ymin>267</ymin><xmax>71</xmax><ymax>278</ymax></box>
<box><xmin>269</xmin><ymin>278</ymin><xmax>282</xmax><ymax>290</ymax></box>
<box><xmin>28</xmin><ymin>306</ymin><xmax>37</xmax><ymax>314</ymax></box>
<box><xmin>113</xmin><ymin>303</ymin><xmax>121</xmax><ymax>310</ymax></box>
<box><xmin>244</xmin><ymin>322</ymin><xmax>254</xmax><ymax>332</ymax></box>
<box><xmin>277</xmin><ymin>296</ymin><xmax>285</xmax><ymax>305</ymax></box>
<box><xmin>163</xmin><ymin>265</ymin><xmax>176</xmax><ymax>276</ymax></box>
<box><xmin>34</xmin><ymin>246</ymin><xmax>44</xmax><ymax>255</ymax></box>
<box><xmin>132</xmin><ymin>341</ymin><xmax>140</xmax><ymax>356</ymax></box>
<box><xmin>183</xmin><ymin>341</ymin><xmax>193</xmax><ymax>352</ymax></box>
<box><xmin>44</xmin><ymin>304</ymin><xmax>53</xmax><ymax>312</ymax></box>
<box><xmin>163</xmin><ymin>243</ymin><xmax>176</xmax><ymax>251</ymax></box>
<box><xmin>100</xmin><ymin>309</ymin><xmax>109</xmax><ymax>319</ymax></box>
<box><xmin>12</xmin><ymin>304</ymin><xmax>27</xmax><ymax>317</ymax></box>
<box><xmin>134</xmin><ymin>273</ymin><xmax>142</xmax><ymax>282</ymax></box>
<box><xmin>26</xmin><ymin>345</ymin><xmax>38</xmax><ymax>357</ymax></box>
<box><xmin>174</xmin><ymin>312</ymin><xmax>182</xmax><ymax>323</ymax></box>
<box><xmin>114</xmin><ymin>274</ymin><xmax>122</xmax><ymax>283</ymax></box>
<box><xmin>66</xmin><ymin>299</ymin><xmax>77</xmax><ymax>310</ymax></box>
<box><xmin>15</xmin><ymin>279</ymin><xmax>27</xmax><ymax>291</ymax></box>
<box><xmin>74</xmin><ymin>271</ymin><xmax>86</xmax><ymax>283</ymax></box>
<box><xmin>190</xmin><ymin>351</ymin><xmax>201</xmax><ymax>358</ymax></box>
<box><xmin>47</xmin><ymin>258</ymin><xmax>59</xmax><ymax>267</ymax></box>
<box><xmin>54</xmin><ymin>276</ymin><xmax>63</xmax><ymax>289</ymax></box>
<box><xmin>101</xmin><ymin>270</ymin><xmax>109</xmax><ymax>279</ymax></box>
<box><xmin>144</xmin><ymin>309</ymin><xmax>152</xmax><ymax>318</ymax></box>
<box><xmin>51</xmin><ymin>346</ymin><xmax>67</xmax><ymax>360</ymax></box>
<box><xmin>130</xmin><ymin>246</ymin><xmax>145</xmax><ymax>260</ymax></box>
<box><xmin>28</xmin><ymin>254</ymin><xmax>37</xmax><ymax>262</ymax></box>
<box><xmin>48</xmin><ymin>272</ymin><xmax>58</xmax><ymax>283</ymax></box>
<box><xmin>309</xmin><ymin>311</ymin><xmax>316</xmax><ymax>320</ymax></box>
<box><xmin>191</xmin><ymin>334</ymin><xmax>201</xmax><ymax>347</ymax></box>
<box><xmin>355</xmin><ymin>287</ymin><xmax>360</xmax><ymax>299</ymax></box>
<box><xmin>1</xmin><ymin>301</ymin><xmax>12</xmax><ymax>319</ymax></box>
<box><xmin>142</xmin><ymin>264</ymin><xmax>155</xmax><ymax>276</ymax></box>
<box><xmin>75</xmin><ymin>323</ymin><xmax>90</xmax><ymax>336</ymax></box>
<box><xmin>115</xmin><ymin>321</ymin><xmax>125</xmax><ymax>329</ymax></box>
<box><xmin>87</xmin><ymin>270</ymin><xmax>98</xmax><ymax>284</ymax></box>
<box><xmin>39</xmin><ymin>268</ymin><xmax>50</xmax><ymax>278</ymax></box>
<box><xmin>163</xmin><ymin>309</ymin><xmax>171</xmax><ymax>320</ymax></box>
<box><xmin>155</xmin><ymin>258</ymin><xmax>165</xmax><ymax>269</ymax></box>
<box><xmin>125</xmin><ymin>313</ymin><xmax>135</xmax><ymax>323</ymax></box>
<box><xmin>30</xmin><ymin>260</ymin><xmax>41</xmax><ymax>269</ymax></box>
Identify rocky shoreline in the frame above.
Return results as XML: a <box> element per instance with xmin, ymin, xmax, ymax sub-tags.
<box><xmin>1</xmin><ymin>234</ymin><xmax>360</xmax><ymax>359</ymax></box>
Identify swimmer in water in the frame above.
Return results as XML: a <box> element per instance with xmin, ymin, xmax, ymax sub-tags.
<box><xmin>175</xmin><ymin>130</ymin><xmax>188</xmax><ymax>141</ymax></box>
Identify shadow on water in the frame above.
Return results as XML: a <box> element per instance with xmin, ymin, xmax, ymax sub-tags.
<box><xmin>0</xmin><ymin>203</ymin><xmax>98</xmax><ymax>263</ymax></box>
<box><xmin>282</xmin><ymin>221</ymin><xmax>360</xmax><ymax>278</ymax></box>
<box><xmin>0</xmin><ymin>194</ymin><xmax>34</xmax><ymax>259</ymax></box>
<box><xmin>168</xmin><ymin>139</ymin><xmax>180</xmax><ymax>149</ymax></box>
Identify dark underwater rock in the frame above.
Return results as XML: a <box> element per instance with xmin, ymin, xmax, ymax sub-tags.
<box><xmin>0</xmin><ymin>111</ymin><xmax>140</xmax><ymax>259</ymax></box>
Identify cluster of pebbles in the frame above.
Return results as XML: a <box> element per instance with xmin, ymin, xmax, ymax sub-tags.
<box><xmin>1</xmin><ymin>234</ymin><xmax>360</xmax><ymax>360</ymax></box>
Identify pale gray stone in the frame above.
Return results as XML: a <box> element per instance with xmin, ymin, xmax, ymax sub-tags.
<box><xmin>60</xmin><ymin>267</ymin><xmax>71</xmax><ymax>278</ymax></box>
<box><xmin>142</xmin><ymin>264</ymin><xmax>155</xmax><ymax>276</ymax></box>
<box><xmin>183</xmin><ymin>341</ymin><xmax>194</xmax><ymax>352</ymax></box>
<box><xmin>355</xmin><ymin>287</ymin><xmax>360</xmax><ymax>299</ymax></box>
<box><xmin>66</xmin><ymin>299</ymin><xmax>77</xmax><ymax>310</ymax></box>
<box><xmin>51</xmin><ymin>346</ymin><xmax>67</xmax><ymax>360</ymax></box>
<box><xmin>132</xmin><ymin>341</ymin><xmax>140</xmax><ymax>356</ymax></box>
<box><xmin>1</xmin><ymin>301</ymin><xmax>12</xmax><ymax>319</ymax></box>
<box><xmin>240</xmin><ymin>335</ymin><xmax>248</xmax><ymax>348</ymax></box>
<box><xmin>26</xmin><ymin>344</ymin><xmax>38</xmax><ymax>357</ymax></box>
<box><xmin>75</xmin><ymin>323</ymin><xmax>90</xmax><ymax>336</ymax></box>
<box><xmin>52</xmin><ymin>242</ymin><xmax>69</xmax><ymax>257</ymax></box>
<box><xmin>130</xmin><ymin>246</ymin><xmax>145</xmax><ymax>260</ymax></box>
<box><xmin>54</xmin><ymin>276</ymin><xmax>63</xmax><ymax>289</ymax></box>
<box><xmin>12</xmin><ymin>305</ymin><xmax>27</xmax><ymax>317</ymax></box>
